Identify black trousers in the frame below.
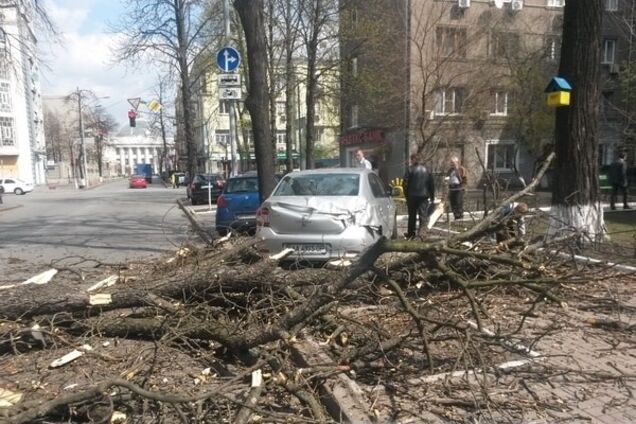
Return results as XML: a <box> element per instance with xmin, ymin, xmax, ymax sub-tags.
<box><xmin>406</xmin><ymin>196</ymin><xmax>429</xmax><ymax>237</ymax></box>
<box><xmin>449</xmin><ymin>186</ymin><xmax>464</xmax><ymax>219</ymax></box>
<box><xmin>610</xmin><ymin>184</ymin><xmax>628</xmax><ymax>208</ymax></box>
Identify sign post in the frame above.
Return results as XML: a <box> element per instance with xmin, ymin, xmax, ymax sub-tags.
<box><xmin>217</xmin><ymin>46</ymin><xmax>241</xmax><ymax>176</ymax></box>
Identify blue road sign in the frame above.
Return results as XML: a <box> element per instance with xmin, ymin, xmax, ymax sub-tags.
<box><xmin>216</xmin><ymin>47</ymin><xmax>241</xmax><ymax>72</ymax></box>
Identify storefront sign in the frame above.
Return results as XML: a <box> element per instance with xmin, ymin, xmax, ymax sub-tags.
<box><xmin>339</xmin><ymin>129</ymin><xmax>384</xmax><ymax>146</ymax></box>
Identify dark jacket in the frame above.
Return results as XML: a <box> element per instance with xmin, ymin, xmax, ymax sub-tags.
<box><xmin>404</xmin><ymin>164</ymin><xmax>435</xmax><ymax>200</ymax></box>
<box><xmin>609</xmin><ymin>159</ymin><xmax>628</xmax><ymax>187</ymax></box>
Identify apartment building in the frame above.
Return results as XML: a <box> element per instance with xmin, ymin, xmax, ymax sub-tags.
<box><xmin>0</xmin><ymin>0</ymin><xmax>46</xmax><ymax>184</ymax></box>
<box><xmin>191</xmin><ymin>62</ymin><xmax>340</xmax><ymax>176</ymax></box>
<box><xmin>340</xmin><ymin>0</ymin><xmax>568</xmax><ymax>186</ymax></box>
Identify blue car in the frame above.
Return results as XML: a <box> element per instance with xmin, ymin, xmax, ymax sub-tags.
<box><xmin>215</xmin><ymin>173</ymin><xmax>260</xmax><ymax>236</ymax></box>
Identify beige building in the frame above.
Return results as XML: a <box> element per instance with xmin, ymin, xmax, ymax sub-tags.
<box><xmin>192</xmin><ymin>62</ymin><xmax>340</xmax><ymax>176</ymax></box>
<box><xmin>340</xmin><ymin>0</ymin><xmax>566</xmax><ymax>186</ymax></box>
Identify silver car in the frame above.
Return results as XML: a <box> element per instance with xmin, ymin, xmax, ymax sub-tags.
<box><xmin>256</xmin><ymin>168</ymin><xmax>397</xmax><ymax>261</ymax></box>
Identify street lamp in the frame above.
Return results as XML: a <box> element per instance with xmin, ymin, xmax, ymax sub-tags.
<box><xmin>75</xmin><ymin>88</ymin><xmax>109</xmax><ymax>188</ymax></box>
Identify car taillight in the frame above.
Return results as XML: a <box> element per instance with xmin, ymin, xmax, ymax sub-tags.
<box><xmin>256</xmin><ymin>206</ymin><xmax>270</xmax><ymax>227</ymax></box>
<box><xmin>217</xmin><ymin>195</ymin><xmax>227</xmax><ymax>208</ymax></box>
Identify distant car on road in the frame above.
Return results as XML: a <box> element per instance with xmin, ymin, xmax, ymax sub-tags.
<box><xmin>0</xmin><ymin>178</ymin><xmax>33</xmax><ymax>195</ymax></box>
<box><xmin>255</xmin><ymin>168</ymin><xmax>397</xmax><ymax>262</ymax></box>
<box><xmin>188</xmin><ymin>173</ymin><xmax>225</xmax><ymax>205</ymax></box>
<box><xmin>129</xmin><ymin>175</ymin><xmax>148</xmax><ymax>189</ymax></box>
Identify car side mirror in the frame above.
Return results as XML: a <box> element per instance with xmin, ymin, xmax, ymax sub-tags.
<box><xmin>390</xmin><ymin>186</ymin><xmax>403</xmax><ymax>197</ymax></box>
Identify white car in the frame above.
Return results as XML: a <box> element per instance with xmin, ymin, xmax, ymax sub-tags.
<box><xmin>256</xmin><ymin>168</ymin><xmax>397</xmax><ymax>262</ymax></box>
<box><xmin>0</xmin><ymin>178</ymin><xmax>34</xmax><ymax>195</ymax></box>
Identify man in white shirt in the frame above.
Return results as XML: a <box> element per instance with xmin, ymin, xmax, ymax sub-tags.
<box><xmin>354</xmin><ymin>149</ymin><xmax>372</xmax><ymax>170</ymax></box>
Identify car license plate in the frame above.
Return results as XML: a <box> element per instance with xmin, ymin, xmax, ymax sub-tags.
<box><xmin>237</xmin><ymin>214</ymin><xmax>255</xmax><ymax>220</ymax></box>
<box><xmin>284</xmin><ymin>243</ymin><xmax>327</xmax><ymax>254</ymax></box>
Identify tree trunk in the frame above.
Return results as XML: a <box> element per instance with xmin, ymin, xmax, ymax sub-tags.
<box><xmin>175</xmin><ymin>0</ymin><xmax>197</xmax><ymax>179</ymax></box>
<box><xmin>548</xmin><ymin>0</ymin><xmax>604</xmax><ymax>242</ymax></box>
<box><xmin>304</xmin><ymin>0</ymin><xmax>322</xmax><ymax>170</ymax></box>
<box><xmin>234</xmin><ymin>0</ymin><xmax>276</xmax><ymax>201</ymax></box>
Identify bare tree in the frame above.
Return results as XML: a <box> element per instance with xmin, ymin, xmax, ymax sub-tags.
<box><xmin>113</xmin><ymin>0</ymin><xmax>214</xmax><ymax>180</ymax></box>
<box><xmin>85</xmin><ymin>107</ymin><xmax>118</xmax><ymax>178</ymax></box>
<box><xmin>548</xmin><ymin>0</ymin><xmax>604</xmax><ymax>242</ymax></box>
<box><xmin>234</xmin><ymin>0</ymin><xmax>276</xmax><ymax>200</ymax></box>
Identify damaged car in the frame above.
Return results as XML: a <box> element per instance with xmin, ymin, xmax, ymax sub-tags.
<box><xmin>255</xmin><ymin>168</ymin><xmax>397</xmax><ymax>261</ymax></box>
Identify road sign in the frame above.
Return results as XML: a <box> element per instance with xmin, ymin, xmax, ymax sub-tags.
<box><xmin>147</xmin><ymin>99</ymin><xmax>162</xmax><ymax>112</ymax></box>
<box><xmin>127</xmin><ymin>97</ymin><xmax>141</xmax><ymax>110</ymax></box>
<box><xmin>216</xmin><ymin>47</ymin><xmax>241</xmax><ymax>72</ymax></box>
<box><xmin>219</xmin><ymin>87</ymin><xmax>242</xmax><ymax>100</ymax></box>
<box><xmin>218</xmin><ymin>73</ymin><xmax>241</xmax><ymax>87</ymax></box>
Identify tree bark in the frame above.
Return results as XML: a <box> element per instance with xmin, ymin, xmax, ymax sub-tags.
<box><xmin>234</xmin><ymin>0</ymin><xmax>276</xmax><ymax>202</ymax></box>
<box><xmin>548</xmin><ymin>0</ymin><xmax>604</xmax><ymax>241</ymax></box>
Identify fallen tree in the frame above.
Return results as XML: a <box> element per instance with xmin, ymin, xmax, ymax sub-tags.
<box><xmin>1</xmin><ymin>155</ymin><xmax>634</xmax><ymax>423</ymax></box>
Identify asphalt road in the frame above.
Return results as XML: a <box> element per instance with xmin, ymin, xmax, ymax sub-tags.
<box><xmin>0</xmin><ymin>179</ymin><xmax>193</xmax><ymax>283</ymax></box>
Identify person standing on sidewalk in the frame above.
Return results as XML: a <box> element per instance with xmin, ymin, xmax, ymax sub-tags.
<box><xmin>447</xmin><ymin>156</ymin><xmax>467</xmax><ymax>220</ymax></box>
<box><xmin>609</xmin><ymin>152</ymin><xmax>630</xmax><ymax>210</ymax></box>
<box><xmin>354</xmin><ymin>149</ymin><xmax>372</xmax><ymax>170</ymax></box>
<box><xmin>403</xmin><ymin>153</ymin><xmax>435</xmax><ymax>239</ymax></box>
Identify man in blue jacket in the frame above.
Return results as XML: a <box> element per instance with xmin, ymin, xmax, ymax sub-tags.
<box><xmin>403</xmin><ymin>153</ymin><xmax>435</xmax><ymax>239</ymax></box>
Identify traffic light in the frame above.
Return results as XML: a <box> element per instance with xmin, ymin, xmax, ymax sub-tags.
<box><xmin>128</xmin><ymin>110</ymin><xmax>137</xmax><ymax>127</ymax></box>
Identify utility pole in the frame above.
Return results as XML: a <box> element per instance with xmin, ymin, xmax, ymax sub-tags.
<box><xmin>77</xmin><ymin>87</ymin><xmax>89</xmax><ymax>188</ymax></box>
<box><xmin>224</xmin><ymin>0</ymin><xmax>239</xmax><ymax>176</ymax></box>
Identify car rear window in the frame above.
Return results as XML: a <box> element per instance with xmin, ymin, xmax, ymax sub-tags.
<box><xmin>225</xmin><ymin>177</ymin><xmax>259</xmax><ymax>193</ymax></box>
<box><xmin>274</xmin><ymin>173</ymin><xmax>360</xmax><ymax>196</ymax></box>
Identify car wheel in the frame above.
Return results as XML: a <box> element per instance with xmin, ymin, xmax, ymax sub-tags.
<box><xmin>14</xmin><ymin>188</ymin><xmax>23</xmax><ymax>195</ymax></box>
<box><xmin>391</xmin><ymin>212</ymin><xmax>398</xmax><ymax>240</ymax></box>
<box><xmin>217</xmin><ymin>228</ymin><xmax>228</xmax><ymax>237</ymax></box>
<box><xmin>191</xmin><ymin>198</ymin><xmax>198</xmax><ymax>205</ymax></box>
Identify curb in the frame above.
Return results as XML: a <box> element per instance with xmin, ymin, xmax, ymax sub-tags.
<box><xmin>0</xmin><ymin>204</ymin><xmax>23</xmax><ymax>213</ymax></box>
<box><xmin>177</xmin><ymin>199</ymin><xmax>214</xmax><ymax>244</ymax></box>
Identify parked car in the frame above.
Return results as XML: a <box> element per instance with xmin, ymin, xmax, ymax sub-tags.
<box><xmin>129</xmin><ymin>175</ymin><xmax>148</xmax><ymax>189</ymax></box>
<box><xmin>0</xmin><ymin>178</ymin><xmax>33</xmax><ymax>195</ymax></box>
<box><xmin>255</xmin><ymin>168</ymin><xmax>397</xmax><ymax>261</ymax></box>
<box><xmin>188</xmin><ymin>173</ymin><xmax>225</xmax><ymax>205</ymax></box>
<box><xmin>215</xmin><ymin>173</ymin><xmax>281</xmax><ymax>236</ymax></box>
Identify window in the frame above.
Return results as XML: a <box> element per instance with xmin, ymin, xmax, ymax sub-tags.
<box><xmin>434</xmin><ymin>87</ymin><xmax>465</xmax><ymax>115</ymax></box>
<box><xmin>216</xmin><ymin>131</ymin><xmax>230</xmax><ymax>146</ymax></box>
<box><xmin>491</xmin><ymin>32</ymin><xmax>521</xmax><ymax>58</ymax></box>
<box><xmin>276</xmin><ymin>132</ymin><xmax>286</xmax><ymax>146</ymax></box>
<box><xmin>274</xmin><ymin>101</ymin><xmax>285</xmax><ymax>117</ymax></box>
<box><xmin>351</xmin><ymin>105</ymin><xmax>359</xmax><ymax>128</ymax></box>
<box><xmin>219</xmin><ymin>100</ymin><xmax>229</xmax><ymax>114</ymax></box>
<box><xmin>605</xmin><ymin>0</ymin><xmax>618</xmax><ymax>11</ymax></box>
<box><xmin>0</xmin><ymin>82</ymin><xmax>10</xmax><ymax>113</ymax></box>
<box><xmin>491</xmin><ymin>91</ymin><xmax>509</xmax><ymax>116</ymax></box>
<box><xmin>602</xmin><ymin>39</ymin><xmax>616</xmax><ymax>64</ymax></box>
<box><xmin>545</xmin><ymin>36</ymin><xmax>560</xmax><ymax>61</ymax></box>
<box><xmin>368</xmin><ymin>174</ymin><xmax>389</xmax><ymax>198</ymax></box>
<box><xmin>314</xmin><ymin>128</ymin><xmax>323</xmax><ymax>143</ymax></box>
<box><xmin>0</xmin><ymin>116</ymin><xmax>15</xmax><ymax>146</ymax></box>
<box><xmin>486</xmin><ymin>142</ymin><xmax>515</xmax><ymax>171</ymax></box>
<box><xmin>547</xmin><ymin>0</ymin><xmax>564</xmax><ymax>6</ymax></box>
<box><xmin>436</xmin><ymin>26</ymin><xmax>467</xmax><ymax>58</ymax></box>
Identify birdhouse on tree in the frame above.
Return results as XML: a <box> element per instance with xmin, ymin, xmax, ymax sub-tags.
<box><xmin>544</xmin><ymin>77</ymin><xmax>572</xmax><ymax>107</ymax></box>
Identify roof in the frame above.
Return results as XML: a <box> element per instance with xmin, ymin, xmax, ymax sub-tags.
<box><xmin>545</xmin><ymin>77</ymin><xmax>572</xmax><ymax>92</ymax></box>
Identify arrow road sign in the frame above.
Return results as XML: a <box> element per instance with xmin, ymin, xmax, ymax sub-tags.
<box><xmin>216</xmin><ymin>47</ymin><xmax>241</xmax><ymax>72</ymax></box>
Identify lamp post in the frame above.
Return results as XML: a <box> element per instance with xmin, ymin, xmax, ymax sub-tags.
<box><xmin>75</xmin><ymin>89</ymin><xmax>109</xmax><ymax>188</ymax></box>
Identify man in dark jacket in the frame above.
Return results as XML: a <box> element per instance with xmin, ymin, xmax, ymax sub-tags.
<box><xmin>403</xmin><ymin>153</ymin><xmax>435</xmax><ymax>239</ymax></box>
<box><xmin>609</xmin><ymin>152</ymin><xmax>630</xmax><ymax>210</ymax></box>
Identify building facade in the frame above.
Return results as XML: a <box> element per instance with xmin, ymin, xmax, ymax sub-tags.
<box><xmin>340</xmin><ymin>0</ymin><xmax>568</xmax><ymax>186</ymax></box>
<box><xmin>190</xmin><ymin>61</ymin><xmax>340</xmax><ymax>176</ymax></box>
<box><xmin>107</xmin><ymin>121</ymin><xmax>172</xmax><ymax>177</ymax></box>
<box><xmin>0</xmin><ymin>0</ymin><xmax>46</xmax><ymax>185</ymax></box>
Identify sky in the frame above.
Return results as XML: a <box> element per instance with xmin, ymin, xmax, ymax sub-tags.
<box><xmin>39</xmin><ymin>0</ymin><xmax>166</xmax><ymax>128</ymax></box>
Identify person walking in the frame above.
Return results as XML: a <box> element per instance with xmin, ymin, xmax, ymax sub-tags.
<box><xmin>354</xmin><ymin>149</ymin><xmax>372</xmax><ymax>170</ymax></box>
<box><xmin>609</xmin><ymin>152</ymin><xmax>630</xmax><ymax>210</ymax></box>
<box><xmin>403</xmin><ymin>153</ymin><xmax>435</xmax><ymax>239</ymax></box>
<box><xmin>447</xmin><ymin>156</ymin><xmax>467</xmax><ymax>220</ymax></box>
<box><xmin>171</xmin><ymin>172</ymin><xmax>177</xmax><ymax>189</ymax></box>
